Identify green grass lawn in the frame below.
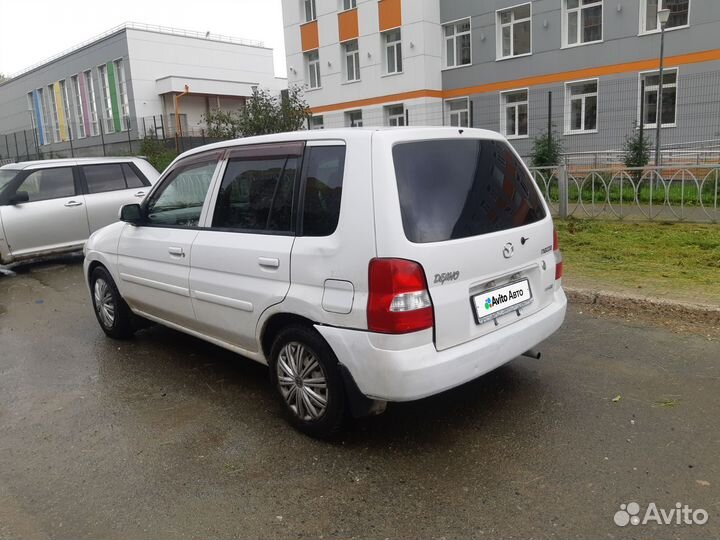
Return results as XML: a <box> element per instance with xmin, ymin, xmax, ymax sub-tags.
<box><xmin>543</xmin><ymin>179</ymin><xmax>720</xmax><ymax>206</ymax></box>
<box><xmin>556</xmin><ymin>220</ymin><xmax>720</xmax><ymax>305</ymax></box>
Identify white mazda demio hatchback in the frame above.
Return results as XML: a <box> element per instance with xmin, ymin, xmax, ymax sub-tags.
<box><xmin>84</xmin><ymin>128</ymin><xmax>567</xmax><ymax>437</ymax></box>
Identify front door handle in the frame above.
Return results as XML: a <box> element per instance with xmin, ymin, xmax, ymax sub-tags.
<box><xmin>168</xmin><ymin>246</ymin><xmax>185</xmax><ymax>258</ymax></box>
<box><xmin>64</xmin><ymin>200</ymin><xmax>83</xmax><ymax>207</ymax></box>
<box><xmin>134</xmin><ymin>191</ymin><xmax>145</xmax><ymax>198</ymax></box>
<box><xmin>258</xmin><ymin>257</ymin><xmax>280</xmax><ymax>268</ymax></box>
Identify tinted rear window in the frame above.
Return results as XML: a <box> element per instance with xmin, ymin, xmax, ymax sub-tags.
<box><xmin>392</xmin><ymin>139</ymin><xmax>546</xmax><ymax>243</ymax></box>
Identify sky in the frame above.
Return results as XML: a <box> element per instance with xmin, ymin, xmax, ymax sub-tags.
<box><xmin>0</xmin><ymin>0</ymin><xmax>287</xmax><ymax>78</ymax></box>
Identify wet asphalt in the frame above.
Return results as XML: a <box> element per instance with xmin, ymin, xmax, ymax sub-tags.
<box><xmin>0</xmin><ymin>257</ymin><xmax>719</xmax><ymax>540</ymax></box>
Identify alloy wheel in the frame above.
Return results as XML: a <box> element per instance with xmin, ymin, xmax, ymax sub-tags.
<box><xmin>93</xmin><ymin>278</ymin><xmax>116</xmax><ymax>328</ymax></box>
<box><xmin>276</xmin><ymin>341</ymin><xmax>328</xmax><ymax>421</ymax></box>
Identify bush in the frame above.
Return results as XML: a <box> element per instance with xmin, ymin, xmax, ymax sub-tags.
<box><xmin>140</xmin><ymin>136</ymin><xmax>177</xmax><ymax>173</ymax></box>
<box><xmin>622</xmin><ymin>124</ymin><xmax>651</xmax><ymax>169</ymax></box>
<box><xmin>530</xmin><ymin>132</ymin><xmax>564</xmax><ymax>167</ymax></box>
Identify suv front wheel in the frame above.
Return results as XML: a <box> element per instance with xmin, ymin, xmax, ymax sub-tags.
<box><xmin>90</xmin><ymin>266</ymin><xmax>136</xmax><ymax>339</ymax></box>
<box><xmin>269</xmin><ymin>325</ymin><xmax>346</xmax><ymax>438</ymax></box>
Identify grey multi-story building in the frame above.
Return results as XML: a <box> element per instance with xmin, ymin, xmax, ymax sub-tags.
<box><xmin>283</xmin><ymin>0</ymin><xmax>719</xmax><ymax>160</ymax></box>
<box><xmin>0</xmin><ymin>23</ymin><xmax>286</xmax><ymax>159</ymax></box>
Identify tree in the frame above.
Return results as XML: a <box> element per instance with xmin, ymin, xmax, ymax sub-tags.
<box><xmin>622</xmin><ymin>124</ymin><xmax>651</xmax><ymax>169</ymax></box>
<box><xmin>201</xmin><ymin>85</ymin><xmax>311</xmax><ymax>139</ymax></box>
<box><xmin>530</xmin><ymin>131</ymin><xmax>564</xmax><ymax>167</ymax></box>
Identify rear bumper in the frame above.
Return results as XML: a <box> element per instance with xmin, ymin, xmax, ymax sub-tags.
<box><xmin>316</xmin><ymin>288</ymin><xmax>567</xmax><ymax>402</ymax></box>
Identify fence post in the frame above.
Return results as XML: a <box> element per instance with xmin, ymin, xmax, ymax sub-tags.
<box><xmin>99</xmin><ymin>119</ymin><xmax>107</xmax><ymax>156</ymax></box>
<box><xmin>127</xmin><ymin>120</ymin><xmax>133</xmax><ymax>154</ymax></box>
<box><xmin>23</xmin><ymin>130</ymin><xmax>30</xmax><ymax>161</ymax></box>
<box><xmin>558</xmin><ymin>163</ymin><xmax>569</xmax><ymax>219</ymax></box>
<box><xmin>68</xmin><ymin>126</ymin><xmax>75</xmax><ymax>158</ymax></box>
<box><xmin>4</xmin><ymin>134</ymin><xmax>10</xmax><ymax>160</ymax></box>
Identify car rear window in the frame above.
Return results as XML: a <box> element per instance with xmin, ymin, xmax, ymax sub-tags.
<box><xmin>392</xmin><ymin>139</ymin><xmax>546</xmax><ymax>243</ymax></box>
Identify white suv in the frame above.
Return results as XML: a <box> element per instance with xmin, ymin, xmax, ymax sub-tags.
<box><xmin>84</xmin><ymin>128</ymin><xmax>566</xmax><ymax>437</ymax></box>
<box><xmin>0</xmin><ymin>157</ymin><xmax>159</xmax><ymax>265</ymax></box>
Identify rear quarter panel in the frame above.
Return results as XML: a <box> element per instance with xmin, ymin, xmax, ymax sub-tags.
<box><xmin>259</xmin><ymin>133</ymin><xmax>377</xmax><ymax>338</ymax></box>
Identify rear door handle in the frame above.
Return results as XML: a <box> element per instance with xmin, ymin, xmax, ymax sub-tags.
<box><xmin>134</xmin><ymin>191</ymin><xmax>145</xmax><ymax>198</ymax></box>
<box><xmin>168</xmin><ymin>246</ymin><xmax>185</xmax><ymax>258</ymax></box>
<box><xmin>258</xmin><ymin>257</ymin><xmax>280</xmax><ymax>268</ymax></box>
<box><xmin>64</xmin><ymin>200</ymin><xmax>83</xmax><ymax>207</ymax></box>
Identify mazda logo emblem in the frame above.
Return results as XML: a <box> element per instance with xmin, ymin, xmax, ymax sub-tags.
<box><xmin>503</xmin><ymin>243</ymin><xmax>514</xmax><ymax>258</ymax></box>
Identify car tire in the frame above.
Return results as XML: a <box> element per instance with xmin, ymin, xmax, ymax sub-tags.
<box><xmin>90</xmin><ymin>266</ymin><xmax>135</xmax><ymax>339</ymax></box>
<box><xmin>269</xmin><ymin>325</ymin><xmax>346</xmax><ymax>438</ymax></box>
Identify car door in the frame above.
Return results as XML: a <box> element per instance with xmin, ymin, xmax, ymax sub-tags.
<box><xmin>188</xmin><ymin>142</ymin><xmax>303</xmax><ymax>352</ymax></box>
<box><xmin>80</xmin><ymin>162</ymin><xmax>151</xmax><ymax>232</ymax></box>
<box><xmin>117</xmin><ymin>153</ymin><xmax>221</xmax><ymax>329</ymax></box>
<box><xmin>0</xmin><ymin>166</ymin><xmax>90</xmax><ymax>259</ymax></box>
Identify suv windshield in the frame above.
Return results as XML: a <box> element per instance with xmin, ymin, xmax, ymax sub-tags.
<box><xmin>0</xmin><ymin>170</ymin><xmax>18</xmax><ymax>194</ymax></box>
<box><xmin>392</xmin><ymin>139</ymin><xmax>546</xmax><ymax>243</ymax></box>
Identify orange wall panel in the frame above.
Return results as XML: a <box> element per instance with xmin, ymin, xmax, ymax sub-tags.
<box><xmin>378</xmin><ymin>0</ymin><xmax>402</xmax><ymax>32</ymax></box>
<box><xmin>300</xmin><ymin>20</ymin><xmax>319</xmax><ymax>52</ymax></box>
<box><xmin>338</xmin><ymin>8</ymin><xmax>359</xmax><ymax>42</ymax></box>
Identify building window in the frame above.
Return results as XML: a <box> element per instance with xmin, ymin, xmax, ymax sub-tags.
<box><xmin>564</xmin><ymin>79</ymin><xmax>598</xmax><ymax>134</ymax></box>
<box><xmin>563</xmin><ymin>0</ymin><xmax>603</xmax><ymax>47</ymax></box>
<box><xmin>343</xmin><ymin>40</ymin><xmax>360</xmax><ymax>82</ymax></box>
<box><xmin>500</xmin><ymin>89</ymin><xmax>529</xmax><ymax>138</ymax></box>
<box><xmin>114</xmin><ymin>59</ymin><xmax>130</xmax><ymax>131</ymax></box>
<box><xmin>304</xmin><ymin>0</ymin><xmax>316</xmax><ymax>22</ymax></box>
<box><xmin>38</xmin><ymin>88</ymin><xmax>53</xmax><ymax>145</ymax></box>
<box><xmin>47</xmin><ymin>84</ymin><xmax>61</xmax><ymax>143</ymax></box>
<box><xmin>383</xmin><ymin>29</ymin><xmax>402</xmax><ymax>74</ymax></box>
<box><xmin>346</xmin><ymin>110</ymin><xmax>363</xmax><ymax>127</ymax></box>
<box><xmin>98</xmin><ymin>65</ymin><xmax>115</xmax><ymax>134</ymax></box>
<box><xmin>27</xmin><ymin>93</ymin><xmax>40</xmax><ymax>142</ymax></box>
<box><xmin>306</xmin><ymin>50</ymin><xmax>321</xmax><ymax>89</ymax></box>
<box><xmin>386</xmin><ymin>104</ymin><xmax>406</xmax><ymax>126</ymax></box>
<box><xmin>342</xmin><ymin>0</ymin><xmax>356</xmax><ymax>10</ymax></box>
<box><xmin>310</xmin><ymin>116</ymin><xmax>324</xmax><ymax>129</ymax></box>
<box><xmin>84</xmin><ymin>70</ymin><xmax>99</xmax><ymax>136</ymax></box>
<box><xmin>70</xmin><ymin>76</ymin><xmax>86</xmax><ymax>139</ymax></box>
<box><xmin>497</xmin><ymin>4</ymin><xmax>531</xmax><ymax>59</ymax></box>
<box><xmin>60</xmin><ymin>80</ymin><xmax>72</xmax><ymax>140</ymax></box>
<box><xmin>446</xmin><ymin>98</ymin><xmax>470</xmax><ymax>127</ymax></box>
<box><xmin>640</xmin><ymin>0</ymin><xmax>690</xmax><ymax>33</ymax></box>
<box><xmin>640</xmin><ymin>69</ymin><xmax>678</xmax><ymax>128</ymax></box>
<box><xmin>443</xmin><ymin>18</ymin><xmax>472</xmax><ymax>68</ymax></box>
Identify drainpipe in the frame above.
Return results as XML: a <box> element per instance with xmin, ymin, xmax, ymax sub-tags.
<box><xmin>174</xmin><ymin>84</ymin><xmax>190</xmax><ymax>154</ymax></box>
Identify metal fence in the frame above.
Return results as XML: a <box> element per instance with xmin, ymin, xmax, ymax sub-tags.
<box><xmin>531</xmin><ymin>164</ymin><xmax>720</xmax><ymax>222</ymax></box>
<box><xmin>0</xmin><ymin>115</ymin><xmax>223</xmax><ymax>162</ymax></box>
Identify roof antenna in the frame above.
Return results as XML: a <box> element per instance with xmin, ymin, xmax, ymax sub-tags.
<box><xmin>458</xmin><ymin>129</ymin><xmax>464</xmax><ymax>135</ymax></box>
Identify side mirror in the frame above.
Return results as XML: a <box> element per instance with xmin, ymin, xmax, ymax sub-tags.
<box><xmin>8</xmin><ymin>191</ymin><xmax>30</xmax><ymax>205</ymax></box>
<box><xmin>119</xmin><ymin>203</ymin><xmax>144</xmax><ymax>225</ymax></box>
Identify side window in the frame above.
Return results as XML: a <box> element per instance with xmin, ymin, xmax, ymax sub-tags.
<box><xmin>122</xmin><ymin>163</ymin><xmax>147</xmax><ymax>188</ymax></box>
<box><xmin>302</xmin><ymin>146</ymin><xmax>346</xmax><ymax>237</ymax></box>
<box><xmin>212</xmin><ymin>156</ymin><xmax>298</xmax><ymax>232</ymax></box>
<box><xmin>16</xmin><ymin>168</ymin><xmax>75</xmax><ymax>202</ymax></box>
<box><xmin>83</xmin><ymin>164</ymin><xmax>126</xmax><ymax>193</ymax></box>
<box><xmin>145</xmin><ymin>160</ymin><xmax>217</xmax><ymax>227</ymax></box>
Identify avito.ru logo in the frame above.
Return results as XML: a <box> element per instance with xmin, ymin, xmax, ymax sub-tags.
<box><xmin>614</xmin><ymin>502</ymin><xmax>709</xmax><ymax>527</ymax></box>
<box><xmin>484</xmin><ymin>288</ymin><xmax>525</xmax><ymax>310</ymax></box>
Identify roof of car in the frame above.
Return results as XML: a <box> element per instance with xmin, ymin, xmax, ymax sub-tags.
<box><xmin>0</xmin><ymin>156</ymin><xmax>142</xmax><ymax>170</ymax></box>
<box><xmin>167</xmin><ymin>126</ymin><xmax>505</xmax><ymax>165</ymax></box>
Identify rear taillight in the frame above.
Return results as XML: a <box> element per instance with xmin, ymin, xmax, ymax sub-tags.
<box><xmin>553</xmin><ymin>227</ymin><xmax>563</xmax><ymax>281</ymax></box>
<box><xmin>367</xmin><ymin>258</ymin><xmax>434</xmax><ymax>334</ymax></box>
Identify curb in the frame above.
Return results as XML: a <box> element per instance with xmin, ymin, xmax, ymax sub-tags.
<box><xmin>564</xmin><ymin>286</ymin><xmax>720</xmax><ymax>326</ymax></box>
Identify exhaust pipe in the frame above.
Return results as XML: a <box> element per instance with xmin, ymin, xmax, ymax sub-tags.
<box><xmin>522</xmin><ymin>349</ymin><xmax>542</xmax><ymax>360</ymax></box>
